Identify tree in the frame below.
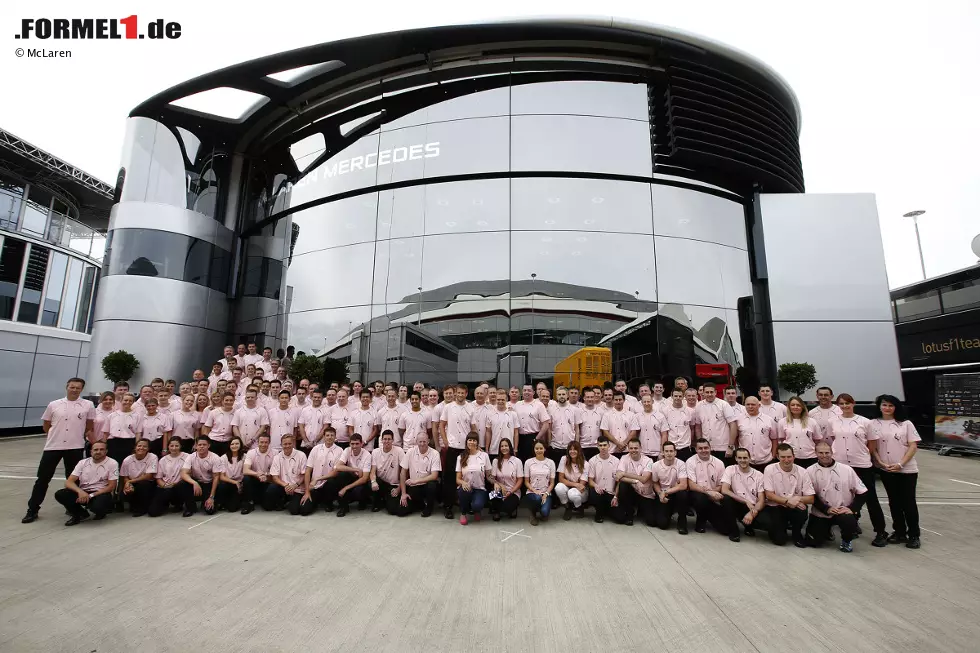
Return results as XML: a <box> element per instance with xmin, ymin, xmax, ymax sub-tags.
<box><xmin>101</xmin><ymin>350</ymin><xmax>140</xmax><ymax>385</ymax></box>
<box><xmin>288</xmin><ymin>353</ymin><xmax>325</xmax><ymax>387</ymax></box>
<box><xmin>778</xmin><ymin>362</ymin><xmax>818</xmax><ymax>397</ymax></box>
<box><xmin>322</xmin><ymin>356</ymin><xmax>349</xmax><ymax>386</ymax></box>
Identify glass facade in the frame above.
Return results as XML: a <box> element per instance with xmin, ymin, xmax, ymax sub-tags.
<box><xmin>272</xmin><ymin>80</ymin><xmax>751</xmax><ymax>387</ymax></box>
<box><xmin>101</xmin><ymin>228</ymin><xmax>231</xmax><ymax>293</ymax></box>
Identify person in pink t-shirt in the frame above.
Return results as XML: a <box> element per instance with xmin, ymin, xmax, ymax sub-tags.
<box><xmin>148</xmin><ymin>438</ymin><xmax>189</xmax><ymax>516</ymax></box>
<box><xmin>266</xmin><ymin>434</ymin><xmax>309</xmax><ymax>515</ymax></box>
<box><xmin>371</xmin><ymin>430</ymin><xmax>405</xmax><ymax>514</ymax></box>
<box><xmin>523</xmin><ymin>440</ymin><xmax>556</xmax><ymax>526</ymax></box>
<box><xmin>871</xmin><ymin>395</ymin><xmax>922</xmax><ymax>549</ymax></box>
<box><xmin>805</xmin><ymin>441</ymin><xmax>868</xmax><ymax>553</ymax></box>
<box><xmin>830</xmin><ymin>393</ymin><xmax>887</xmax><ymax>546</ymax></box>
<box><xmin>215</xmin><ymin>436</ymin><xmax>247</xmax><ymax>513</ymax></box>
<box><xmin>761</xmin><ymin>443</ymin><xmax>814</xmax><ymax>547</ymax></box>
<box><xmin>302</xmin><ymin>428</ymin><xmax>345</xmax><ymax>513</ymax></box>
<box><xmin>614</xmin><ymin>438</ymin><xmax>656</xmax><ymax>527</ymax></box>
<box><xmin>241</xmin><ymin>433</ymin><xmax>275</xmax><ymax>514</ymax></box>
<box><xmin>394</xmin><ymin>433</ymin><xmax>442</xmax><ymax>517</ymax></box>
<box><xmin>327</xmin><ymin>433</ymin><xmax>372</xmax><ymax>516</ymax></box>
<box><xmin>555</xmin><ymin>441</ymin><xmax>589</xmax><ymax>520</ymax></box>
<box><xmin>721</xmin><ymin>447</ymin><xmax>766</xmax><ymax>542</ymax></box>
<box><xmin>92</xmin><ymin>392</ymin><xmax>114</xmax><ymax>446</ymax></box>
<box><xmin>650</xmin><ymin>441</ymin><xmax>690</xmax><ymax>533</ymax></box>
<box><xmin>54</xmin><ymin>440</ymin><xmax>118</xmax><ymax>526</ymax></box>
<box><xmin>685</xmin><ymin>438</ymin><xmax>727</xmax><ymax>535</ymax></box>
<box><xmin>489</xmin><ymin>438</ymin><xmax>522</xmax><ymax>521</ymax></box>
<box><xmin>179</xmin><ymin>438</ymin><xmax>222</xmax><ymax>517</ymax></box>
<box><xmin>119</xmin><ymin>439</ymin><xmax>158</xmax><ymax>517</ymax></box>
<box><xmin>455</xmin><ymin>433</ymin><xmax>492</xmax><ymax>525</ymax></box>
<box><xmin>588</xmin><ymin>436</ymin><xmax>618</xmax><ymax>523</ymax></box>
<box><xmin>734</xmin><ymin>397</ymin><xmax>778</xmax><ymax>471</ymax></box>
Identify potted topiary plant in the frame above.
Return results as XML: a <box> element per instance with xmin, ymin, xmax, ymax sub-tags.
<box><xmin>777</xmin><ymin>362</ymin><xmax>818</xmax><ymax>398</ymax></box>
<box><xmin>101</xmin><ymin>350</ymin><xmax>140</xmax><ymax>387</ymax></box>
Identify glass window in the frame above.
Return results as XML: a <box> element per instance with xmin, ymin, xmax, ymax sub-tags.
<box><xmin>940</xmin><ymin>279</ymin><xmax>980</xmax><ymax>313</ymax></box>
<box><xmin>286</xmin><ymin>242</ymin><xmax>375</xmax><ymax>311</ymax></box>
<box><xmin>651</xmin><ymin>184</ymin><xmax>748</xmax><ymax>249</ymax></box>
<box><xmin>287</xmin><ymin>132</ymin><xmax>381</xmax><ymax>205</ymax></box>
<box><xmin>21</xmin><ymin>197</ymin><xmax>49</xmax><ymax>237</ymax></box>
<box><xmin>511</xmin><ymin>231</ymin><xmax>656</xmax><ymax>302</ymax></box>
<box><xmin>511</xmin><ymin>178</ymin><xmax>652</xmax><ymax>233</ymax></box>
<box><xmin>16</xmin><ymin>245</ymin><xmax>49</xmax><ymax>324</ymax></box>
<box><xmin>0</xmin><ymin>180</ymin><xmax>23</xmax><ymax>231</ymax></box>
<box><xmin>382</xmin><ymin>86</ymin><xmax>510</xmax><ymax>131</ymax></box>
<box><xmin>511</xmin><ymin>80</ymin><xmax>649</xmax><ymax>121</ymax></box>
<box><xmin>511</xmin><ymin>115</ymin><xmax>652</xmax><ymax>177</ymax></box>
<box><xmin>0</xmin><ymin>238</ymin><xmax>26</xmax><ymax>320</ymax></box>
<box><xmin>424</xmin><ymin>179</ymin><xmax>509</xmax><ymax>235</ymax></box>
<box><xmin>420</xmin><ymin>232</ymin><xmax>509</xmax><ymax>298</ymax></box>
<box><xmin>894</xmin><ymin>290</ymin><xmax>942</xmax><ymax>322</ymax></box>
<box><xmin>59</xmin><ymin>258</ymin><xmax>83</xmax><ymax>330</ymax></box>
<box><xmin>74</xmin><ymin>266</ymin><xmax>97</xmax><ymax>332</ymax></box>
<box><xmin>41</xmin><ymin>252</ymin><xmax>68</xmax><ymax>326</ymax></box>
<box><xmin>373</xmin><ymin>237</ymin><xmax>422</xmax><ymax>305</ymax></box>
<box><xmin>103</xmin><ymin>228</ymin><xmax>230</xmax><ymax>291</ymax></box>
<box><xmin>377</xmin><ymin>186</ymin><xmax>424</xmax><ymax>240</ymax></box>
<box><xmin>291</xmin><ymin>193</ymin><xmax>379</xmax><ymax>255</ymax></box>
<box><xmin>655</xmin><ymin>237</ymin><xmax>751</xmax><ymax>310</ymax></box>
<box><xmin>286</xmin><ymin>305</ymin><xmax>373</xmax><ymax>358</ymax></box>
<box><xmin>242</xmin><ymin>256</ymin><xmax>284</xmax><ymax>299</ymax></box>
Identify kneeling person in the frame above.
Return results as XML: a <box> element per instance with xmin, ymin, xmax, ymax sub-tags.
<box><xmin>119</xmin><ymin>438</ymin><xmax>158</xmax><ymax>517</ymax></box>
<box><xmin>615</xmin><ymin>438</ymin><xmax>656</xmax><ymax>526</ymax></box>
<box><xmin>651</xmin><ymin>441</ymin><xmax>690</xmax><ymax>534</ymax></box>
<box><xmin>371</xmin><ymin>430</ymin><xmax>404</xmax><ymax>513</ymax></box>
<box><xmin>149</xmin><ymin>437</ymin><xmax>190</xmax><ymax>516</ymax></box>
<box><xmin>686</xmin><ymin>438</ymin><xmax>726</xmax><ymax>534</ymax></box>
<box><xmin>241</xmin><ymin>433</ymin><xmax>275</xmax><ymax>514</ymax></box>
<box><xmin>302</xmin><ymin>427</ymin><xmax>344</xmax><ymax>513</ymax></box>
<box><xmin>721</xmin><ymin>447</ymin><xmax>765</xmax><ymax>542</ymax></box>
<box><xmin>762</xmin><ymin>443</ymin><xmax>814</xmax><ymax>547</ymax></box>
<box><xmin>265</xmin><ymin>434</ymin><xmax>308</xmax><ymax>514</ymax></box>
<box><xmin>805</xmin><ymin>441</ymin><xmax>868</xmax><ymax>553</ymax></box>
<box><xmin>179</xmin><ymin>438</ymin><xmax>222</xmax><ymax>517</ymax></box>
<box><xmin>327</xmin><ymin>433</ymin><xmax>372</xmax><ymax>516</ymax></box>
<box><xmin>55</xmin><ymin>441</ymin><xmax>118</xmax><ymax>526</ymax></box>
<box><xmin>394</xmin><ymin>435</ymin><xmax>441</xmax><ymax>516</ymax></box>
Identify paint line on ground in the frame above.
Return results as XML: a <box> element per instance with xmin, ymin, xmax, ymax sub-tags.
<box><xmin>188</xmin><ymin>514</ymin><xmax>220</xmax><ymax>530</ymax></box>
<box><xmin>0</xmin><ymin>474</ymin><xmax>36</xmax><ymax>480</ymax></box>
<box><xmin>500</xmin><ymin>528</ymin><xmax>531</xmax><ymax>542</ymax></box>
<box><xmin>917</xmin><ymin>501</ymin><xmax>980</xmax><ymax>506</ymax></box>
<box><xmin>949</xmin><ymin>478</ymin><xmax>980</xmax><ymax>488</ymax></box>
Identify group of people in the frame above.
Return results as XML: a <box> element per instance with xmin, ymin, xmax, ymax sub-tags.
<box><xmin>21</xmin><ymin>342</ymin><xmax>923</xmax><ymax>553</ymax></box>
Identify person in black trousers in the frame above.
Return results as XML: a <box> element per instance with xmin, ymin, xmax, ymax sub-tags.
<box><xmin>54</xmin><ymin>441</ymin><xmax>118</xmax><ymax>526</ymax></box>
<box><xmin>871</xmin><ymin>395</ymin><xmax>923</xmax><ymax>549</ymax></box>
<box><xmin>119</xmin><ymin>439</ymin><xmax>157</xmax><ymax>517</ymax></box>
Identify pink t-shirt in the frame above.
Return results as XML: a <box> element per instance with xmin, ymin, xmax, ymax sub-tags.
<box><xmin>548</xmin><ymin>404</ymin><xmax>582</xmax><ymax>450</ymax></box>
<box><xmin>807</xmin><ymin>461</ymin><xmax>867</xmax><ymax>518</ymax></box>
<box><xmin>204</xmin><ymin>408</ymin><xmax>236</xmax><ymax>443</ymax></box>
<box><xmin>244</xmin><ymin>448</ymin><xmax>274</xmax><ymax>475</ymax></box>
<box><xmin>266</xmin><ymin>407</ymin><xmax>297</xmax><ymax>451</ymax></box>
<box><xmin>220</xmin><ymin>454</ymin><xmax>245</xmax><ymax>482</ymax></box>
<box><xmin>372</xmin><ymin>446</ymin><xmax>405</xmax><ymax>485</ymax></box>
<box><xmin>618</xmin><ymin>454</ymin><xmax>656</xmax><ymax>497</ymax></box>
<box><xmin>106</xmin><ymin>411</ymin><xmax>142</xmax><ymax>440</ymax></box>
<box><xmin>376</xmin><ymin>405</ymin><xmax>404</xmax><ymax>446</ymax></box>
<box><xmin>557</xmin><ymin>456</ymin><xmax>589</xmax><ymax>485</ymax></box>
<box><xmin>348</xmin><ymin>407</ymin><xmax>378</xmax><ymax>449</ymax></box>
<box><xmin>171</xmin><ymin>410</ymin><xmax>200</xmax><ymax>441</ymax></box>
<box><xmin>441</xmin><ymin>402</ymin><xmax>475</xmax><ymax>450</ymax></box>
<box><xmin>636</xmin><ymin>410</ymin><xmax>667</xmax><ymax>456</ymax></box>
<box><xmin>829</xmin><ymin>414</ymin><xmax>876</xmax><ymax>469</ymax></box>
<box><xmin>398</xmin><ymin>409</ymin><xmax>432</xmax><ymax>450</ymax></box>
<box><xmin>298</xmin><ymin>404</ymin><xmax>328</xmax><ymax>448</ymax></box>
<box><xmin>524</xmin><ymin>457</ymin><xmax>556</xmax><ymax>494</ymax></box>
<box><xmin>736</xmin><ymin>414</ymin><xmax>778</xmax><ymax>464</ymax></box>
<box><xmin>777</xmin><ymin>418</ymin><xmax>822</xmax><ymax>460</ymax></box>
<box><xmin>514</xmin><ymin>401</ymin><xmax>550</xmax><ymax>434</ymax></box>
<box><xmin>470</xmin><ymin>402</ymin><xmax>495</xmax><ymax>449</ymax></box>
<box><xmin>809</xmin><ymin>405</ymin><xmax>843</xmax><ymax>442</ymax></box>
<box><xmin>232</xmin><ymin>405</ymin><xmax>270</xmax><ymax>449</ymax></box>
<box><xmin>328</xmin><ymin>404</ymin><xmax>352</xmax><ymax>442</ymax></box>
<box><xmin>762</xmin><ymin>462</ymin><xmax>814</xmax><ymax>506</ymax></box>
<box><xmin>685</xmin><ymin>455</ymin><xmax>725</xmax><ymax>491</ymax></box>
<box><xmin>721</xmin><ymin>465</ymin><xmax>765</xmax><ymax>505</ymax></box>
<box><xmin>42</xmin><ymin>397</ymin><xmax>97</xmax><ymax>451</ymax></box>
<box><xmin>869</xmin><ymin>419</ymin><xmax>921</xmax><ymax>474</ymax></box>
<box><xmin>649</xmin><ymin>459</ymin><xmax>687</xmax><ymax>496</ymax></box>
<box><xmin>759</xmin><ymin>401</ymin><xmax>787</xmax><ymax>421</ymax></box>
<box><xmin>491</xmin><ymin>456</ymin><xmax>523</xmax><ymax>496</ymax></box>
<box><xmin>588</xmin><ymin>454</ymin><xmax>618</xmax><ymax>494</ymax></box>
<box><xmin>141</xmin><ymin>412</ymin><xmax>172</xmax><ymax>442</ymax></box>
<box><xmin>120</xmin><ymin>453</ymin><xmax>158</xmax><ymax>479</ymax></box>
<box><xmin>485</xmin><ymin>409</ymin><xmax>517</xmax><ymax>455</ymax></box>
<box><xmin>306</xmin><ymin>443</ymin><xmax>344</xmax><ymax>489</ymax></box>
<box><xmin>401</xmin><ymin>446</ymin><xmax>442</xmax><ymax>480</ymax></box>
<box><xmin>338</xmin><ymin>447</ymin><xmax>372</xmax><ymax>473</ymax></box>
<box><xmin>92</xmin><ymin>406</ymin><xmax>113</xmax><ymax>444</ymax></box>
<box><xmin>70</xmin><ymin>457</ymin><xmax>119</xmax><ymax>493</ymax></box>
<box><xmin>661</xmin><ymin>405</ymin><xmax>697</xmax><ymax>449</ymax></box>
<box><xmin>455</xmin><ymin>450</ymin><xmax>492</xmax><ymax>490</ymax></box>
<box><xmin>270</xmin><ymin>450</ymin><xmax>308</xmax><ymax>488</ymax></box>
<box><xmin>182</xmin><ymin>451</ymin><xmax>222</xmax><ymax>483</ymax></box>
<box><xmin>156</xmin><ymin>453</ymin><xmax>189</xmax><ymax>485</ymax></box>
<box><xmin>600</xmin><ymin>408</ymin><xmax>640</xmax><ymax>452</ymax></box>
<box><xmin>578</xmin><ymin>407</ymin><xmax>603</xmax><ymax>448</ymax></box>
<box><xmin>695</xmin><ymin>400</ymin><xmax>738</xmax><ymax>451</ymax></box>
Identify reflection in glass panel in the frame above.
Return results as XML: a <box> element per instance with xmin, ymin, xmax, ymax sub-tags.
<box><xmin>511</xmin><ymin>115</ymin><xmax>652</xmax><ymax>177</ymax></box>
<box><xmin>377</xmin><ymin>186</ymin><xmax>424</xmax><ymax>240</ymax></box>
<box><xmin>288</xmin><ymin>305</ymin><xmax>373</xmax><ymax>359</ymax></box>
<box><xmin>0</xmin><ymin>180</ymin><xmax>23</xmax><ymax>231</ymax></box>
<box><xmin>287</xmin><ymin>132</ymin><xmax>381</xmax><ymax>205</ymax></box>
<box><xmin>382</xmin><ymin>86</ymin><xmax>510</xmax><ymax>131</ymax></box>
<box><xmin>103</xmin><ymin>228</ymin><xmax>229</xmax><ymax>290</ymax></box>
<box><xmin>423</xmin><ymin>179</ymin><xmax>509</xmax><ymax>235</ymax></box>
<box><xmin>242</xmin><ymin>256</ymin><xmax>284</xmax><ymax>299</ymax></box>
<box><xmin>16</xmin><ymin>245</ymin><xmax>49</xmax><ymax>324</ymax></box>
<box><xmin>373</xmin><ymin>237</ymin><xmax>422</xmax><ymax>305</ymax></box>
<box><xmin>894</xmin><ymin>290</ymin><xmax>941</xmax><ymax>322</ymax></box>
<box><xmin>420</xmin><ymin>232</ymin><xmax>509</xmax><ymax>298</ymax></box>
<box><xmin>22</xmin><ymin>198</ymin><xmax>49</xmax><ymax>236</ymax></box>
<box><xmin>511</xmin><ymin>231</ymin><xmax>656</xmax><ymax>302</ymax></box>
<box><xmin>655</xmin><ymin>236</ymin><xmax>751</xmax><ymax>309</ymax></box>
<box><xmin>512</xmin><ymin>178</ymin><xmax>653</xmax><ymax>234</ymax></box>
<box><xmin>651</xmin><ymin>184</ymin><xmax>748</xmax><ymax>249</ymax></box>
<box><xmin>941</xmin><ymin>279</ymin><xmax>980</xmax><ymax>312</ymax></box>
<box><xmin>286</xmin><ymin>242</ymin><xmax>375</xmax><ymax>311</ymax></box>
<box><xmin>74</xmin><ymin>266</ymin><xmax>97</xmax><ymax>332</ymax></box>
<box><xmin>59</xmin><ymin>258</ymin><xmax>83</xmax><ymax>330</ymax></box>
<box><xmin>510</xmin><ymin>80</ymin><xmax>650</xmax><ymax>121</ymax></box>
<box><xmin>291</xmin><ymin>193</ymin><xmax>379</xmax><ymax>255</ymax></box>
<box><xmin>42</xmin><ymin>252</ymin><xmax>68</xmax><ymax>326</ymax></box>
<box><xmin>0</xmin><ymin>238</ymin><xmax>26</xmax><ymax>320</ymax></box>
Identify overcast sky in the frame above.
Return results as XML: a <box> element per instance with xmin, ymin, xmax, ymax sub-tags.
<box><xmin>5</xmin><ymin>0</ymin><xmax>978</xmax><ymax>288</ymax></box>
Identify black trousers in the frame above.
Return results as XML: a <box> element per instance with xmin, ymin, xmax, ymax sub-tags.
<box><xmin>807</xmin><ymin>513</ymin><xmax>859</xmax><ymax>544</ymax></box>
<box><xmin>675</xmin><ymin>446</ymin><xmax>693</xmax><ymax>462</ymax></box>
<box><xmin>372</xmin><ymin>480</ymin><xmax>398</xmax><ymax>510</ymax></box>
<box><xmin>216</xmin><ymin>480</ymin><xmax>244</xmax><ymax>512</ymax></box>
<box><xmin>106</xmin><ymin>439</ymin><xmax>133</xmax><ymax>468</ymax></box>
<box><xmin>879</xmin><ymin>471</ymin><xmax>920</xmax><ymax>538</ymax></box>
<box><xmin>581</xmin><ymin>447</ymin><xmax>599</xmax><ymax>462</ymax></box>
<box><xmin>546</xmin><ymin>446</ymin><xmax>564</xmax><ymax>469</ymax></box>
<box><xmin>148</xmin><ymin>485</ymin><xmax>184</xmax><ymax>516</ymax></box>
<box><xmin>615</xmin><ymin>484</ymin><xmax>656</xmax><ymax>526</ymax></box>
<box><xmin>760</xmin><ymin>505</ymin><xmax>807</xmax><ymax>545</ymax></box>
<box><xmin>489</xmin><ymin>492</ymin><xmax>521</xmax><ymax>517</ymax></box>
<box><xmin>722</xmin><ymin>496</ymin><xmax>760</xmax><ymax>535</ymax></box>
<box><xmin>442</xmin><ymin>447</ymin><xmax>464</xmax><ymax>508</ymax></box>
<box><xmin>122</xmin><ymin>480</ymin><xmax>155</xmax><ymax>514</ymax></box>
<box><xmin>208</xmin><ymin>439</ymin><xmax>229</xmax><ymax>458</ymax></box>
<box><xmin>146</xmin><ymin>439</ymin><xmax>163</xmax><ymax>458</ymax></box>
<box><xmin>690</xmin><ymin>492</ymin><xmax>728</xmax><ymax>533</ymax></box>
<box><xmin>28</xmin><ymin>447</ymin><xmax>84</xmax><ymax>511</ymax></box>
<box><xmin>55</xmin><ymin>488</ymin><xmax>112</xmax><ymax>519</ymax></box>
<box><xmin>795</xmin><ymin>457</ymin><xmax>816</xmax><ymax>469</ymax></box>
<box><xmin>853</xmin><ymin>466</ymin><xmax>887</xmax><ymax>534</ymax></box>
<box><xmin>389</xmin><ymin>481</ymin><xmax>439</xmax><ymax>516</ymax></box>
<box><xmin>242</xmin><ymin>476</ymin><xmax>270</xmax><ymax>507</ymax></box>
<box><xmin>181</xmin><ymin>479</ymin><xmax>217</xmax><ymax>514</ymax></box>
<box><xmin>178</xmin><ymin>439</ymin><xmax>194</xmax><ymax>453</ymax></box>
<box><xmin>653</xmin><ymin>491</ymin><xmax>689</xmax><ymax>530</ymax></box>
<box><xmin>710</xmin><ymin>451</ymin><xmax>734</xmax><ymax>467</ymax></box>
<box><xmin>263</xmin><ymin>484</ymin><xmax>306</xmax><ymax>514</ymax></box>
<box><xmin>517</xmin><ymin>433</ymin><xmax>537</xmax><ymax>462</ymax></box>
<box><xmin>591</xmin><ymin>490</ymin><xmax>614</xmax><ymax>520</ymax></box>
<box><xmin>325</xmin><ymin>472</ymin><xmax>369</xmax><ymax>509</ymax></box>
<box><xmin>750</xmin><ymin>462</ymin><xmax>770</xmax><ymax>474</ymax></box>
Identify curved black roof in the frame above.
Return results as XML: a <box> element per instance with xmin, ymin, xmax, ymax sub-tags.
<box><xmin>131</xmin><ymin>17</ymin><xmax>804</xmax><ymax>195</ymax></box>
